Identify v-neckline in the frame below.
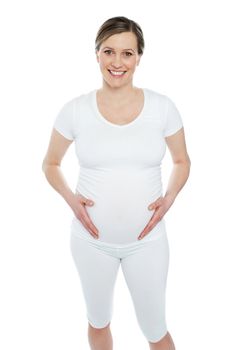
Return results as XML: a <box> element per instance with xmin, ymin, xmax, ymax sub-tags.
<box><xmin>92</xmin><ymin>88</ymin><xmax>147</xmax><ymax>128</ymax></box>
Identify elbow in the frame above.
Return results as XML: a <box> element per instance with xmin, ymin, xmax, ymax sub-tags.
<box><xmin>185</xmin><ymin>156</ymin><xmax>191</xmax><ymax>177</ymax></box>
<box><xmin>42</xmin><ymin>160</ymin><xmax>47</xmax><ymax>173</ymax></box>
<box><xmin>187</xmin><ymin>155</ymin><xmax>191</xmax><ymax>167</ymax></box>
<box><xmin>174</xmin><ymin>157</ymin><xmax>191</xmax><ymax>167</ymax></box>
<box><xmin>183</xmin><ymin>151</ymin><xmax>191</xmax><ymax>166</ymax></box>
<box><xmin>42</xmin><ymin>157</ymin><xmax>50</xmax><ymax>173</ymax></box>
<box><xmin>185</xmin><ymin>155</ymin><xmax>191</xmax><ymax>167</ymax></box>
<box><xmin>184</xmin><ymin>157</ymin><xmax>191</xmax><ymax>170</ymax></box>
<box><xmin>173</xmin><ymin>156</ymin><xmax>191</xmax><ymax>175</ymax></box>
<box><xmin>42</xmin><ymin>158</ymin><xmax>60</xmax><ymax>172</ymax></box>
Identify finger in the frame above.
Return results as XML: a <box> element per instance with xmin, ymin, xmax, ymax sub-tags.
<box><xmin>148</xmin><ymin>197</ymin><xmax>163</xmax><ymax>210</ymax></box>
<box><xmin>78</xmin><ymin>197</ymin><xmax>98</xmax><ymax>232</ymax></box>
<box><xmin>85</xmin><ymin>216</ymin><xmax>99</xmax><ymax>236</ymax></box>
<box><xmin>151</xmin><ymin>213</ymin><xmax>162</xmax><ymax>227</ymax></box>
<box><xmin>81</xmin><ymin>197</ymin><xmax>95</xmax><ymax>206</ymax></box>
<box><xmin>76</xmin><ymin>192</ymin><xmax>94</xmax><ymax>206</ymax></box>
<box><xmin>138</xmin><ymin>222</ymin><xmax>153</xmax><ymax>239</ymax></box>
<box><xmin>138</xmin><ymin>213</ymin><xmax>162</xmax><ymax>239</ymax></box>
<box><xmin>79</xmin><ymin>208</ymin><xmax>99</xmax><ymax>237</ymax></box>
<box><xmin>81</xmin><ymin>219</ymin><xmax>99</xmax><ymax>238</ymax></box>
<box><xmin>81</xmin><ymin>216</ymin><xmax>99</xmax><ymax>238</ymax></box>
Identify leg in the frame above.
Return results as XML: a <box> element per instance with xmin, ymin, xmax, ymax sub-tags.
<box><xmin>88</xmin><ymin>321</ymin><xmax>113</xmax><ymax>350</ymax></box>
<box><xmin>70</xmin><ymin>234</ymin><xmax>120</xmax><ymax>350</ymax></box>
<box><xmin>121</xmin><ymin>233</ymin><xmax>174</xmax><ymax>349</ymax></box>
<box><xmin>149</xmin><ymin>331</ymin><xmax>175</xmax><ymax>350</ymax></box>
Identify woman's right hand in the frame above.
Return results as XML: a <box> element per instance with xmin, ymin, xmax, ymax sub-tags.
<box><xmin>70</xmin><ymin>192</ymin><xmax>99</xmax><ymax>239</ymax></box>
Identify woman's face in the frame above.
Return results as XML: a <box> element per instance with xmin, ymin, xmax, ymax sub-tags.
<box><xmin>96</xmin><ymin>31</ymin><xmax>141</xmax><ymax>88</ymax></box>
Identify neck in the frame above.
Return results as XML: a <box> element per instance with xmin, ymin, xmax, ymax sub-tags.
<box><xmin>98</xmin><ymin>81</ymin><xmax>139</xmax><ymax>105</ymax></box>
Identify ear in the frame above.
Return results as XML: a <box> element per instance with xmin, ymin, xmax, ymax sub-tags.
<box><xmin>136</xmin><ymin>54</ymin><xmax>142</xmax><ymax>66</ymax></box>
<box><xmin>95</xmin><ymin>50</ymin><xmax>100</xmax><ymax>63</ymax></box>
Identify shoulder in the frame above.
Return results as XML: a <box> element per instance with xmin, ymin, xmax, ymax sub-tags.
<box><xmin>75</xmin><ymin>89</ymin><xmax>94</xmax><ymax>103</ymax></box>
<box><xmin>144</xmin><ymin>88</ymin><xmax>179</xmax><ymax>112</ymax></box>
<box><xmin>144</xmin><ymin>87</ymin><xmax>167</xmax><ymax>100</ymax></box>
<box><xmin>144</xmin><ymin>88</ymin><xmax>171</xmax><ymax>114</ymax></box>
<box><xmin>62</xmin><ymin>89</ymin><xmax>94</xmax><ymax>107</ymax></box>
<box><xmin>144</xmin><ymin>87</ymin><xmax>170</xmax><ymax>107</ymax></box>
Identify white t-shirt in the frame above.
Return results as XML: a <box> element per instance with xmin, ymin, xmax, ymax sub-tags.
<box><xmin>53</xmin><ymin>88</ymin><xmax>183</xmax><ymax>245</ymax></box>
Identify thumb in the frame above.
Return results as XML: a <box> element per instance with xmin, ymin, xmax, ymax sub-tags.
<box><xmin>148</xmin><ymin>202</ymin><xmax>154</xmax><ymax>210</ymax></box>
<box><xmin>148</xmin><ymin>197</ymin><xmax>163</xmax><ymax>210</ymax></box>
<box><xmin>85</xmin><ymin>198</ymin><xmax>94</xmax><ymax>206</ymax></box>
<box><xmin>79</xmin><ymin>195</ymin><xmax>94</xmax><ymax>206</ymax></box>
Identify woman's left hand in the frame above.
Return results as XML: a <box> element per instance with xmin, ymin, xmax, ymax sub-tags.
<box><xmin>137</xmin><ymin>195</ymin><xmax>174</xmax><ymax>240</ymax></box>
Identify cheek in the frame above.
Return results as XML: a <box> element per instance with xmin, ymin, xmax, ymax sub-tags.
<box><xmin>126</xmin><ymin>58</ymin><xmax>138</xmax><ymax>70</ymax></box>
<box><xmin>101</xmin><ymin>62</ymin><xmax>112</xmax><ymax>72</ymax></box>
<box><xmin>99</xmin><ymin>54</ymin><xmax>111</xmax><ymax>64</ymax></box>
<box><xmin>99</xmin><ymin>61</ymin><xmax>109</xmax><ymax>72</ymax></box>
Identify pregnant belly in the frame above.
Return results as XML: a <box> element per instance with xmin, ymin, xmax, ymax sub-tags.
<box><xmin>71</xmin><ymin>170</ymin><xmax>165</xmax><ymax>245</ymax></box>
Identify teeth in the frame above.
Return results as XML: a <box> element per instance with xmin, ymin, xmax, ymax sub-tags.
<box><xmin>109</xmin><ymin>70</ymin><xmax>125</xmax><ymax>76</ymax></box>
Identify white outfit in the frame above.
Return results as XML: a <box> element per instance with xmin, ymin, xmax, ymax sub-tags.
<box><xmin>70</xmin><ymin>230</ymin><xmax>170</xmax><ymax>343</ymax></box>
<box><xmin>53</xmin><ymin>87</ymin><xmax>183</xmax><ymax>342</ymax></box>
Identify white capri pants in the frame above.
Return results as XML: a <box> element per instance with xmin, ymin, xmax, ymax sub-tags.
<box><xmin>70</xmin><ymin>229</ymin><xmax>170</xmax><ymax>343</ymax></box>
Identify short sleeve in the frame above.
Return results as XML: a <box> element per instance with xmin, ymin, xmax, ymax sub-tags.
<box><xmin>163</xmin><ymin>96</ymin><xmax>183</xmax><ymax>137</ymax></box>
<box><xmin>53</xmin><ymin>99</ymin><xmax>75</xmax><ymax>140</ymax></box>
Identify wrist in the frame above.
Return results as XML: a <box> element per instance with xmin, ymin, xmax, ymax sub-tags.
<box><xmin>164</xmin><ymin>192</ymin><xmax>176</xmax><ymax>204</ymax></box>
<box><xmin>63</xmin><ymin>190</ymin><xmax>76</xmax><ymax>207</ymax></box>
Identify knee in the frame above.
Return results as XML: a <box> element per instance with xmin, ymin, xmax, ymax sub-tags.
<box><xmin>148</xmin><ymin>330</ymin><xmax>168</xmax><ymax>344</ymax></box>
<box><xmin>148</xmin><ymin>331</ymin><xmax>175</xmax><ymax>349</ymax></box>
<box><xmin>139</xmin><ymin>320</ymin><xmax>168</xmax><ymax>343</ymax></box>
<box><xmin>88</xmin><ymin>321</ymin><xmax>111</xmax><ymax>331</ymax></box>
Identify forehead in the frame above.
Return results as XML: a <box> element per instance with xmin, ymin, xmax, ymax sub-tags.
<box><xmin>101</xmin><ymin>32</ymin><xmax>137</xmax><ymax>49</ymax></box>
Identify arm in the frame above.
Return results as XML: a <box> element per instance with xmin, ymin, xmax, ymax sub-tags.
<box><xmin>138</xmin><ymin>127</ymin><xmax>191</xmax><ymax>239</ymax></box>
<box><xmin>42</xmin><ymin>128</ymin><xmax>75</xmax><ymax>208</ymax></box>
<box><xmin>164</xmin><ymin>126</ymin><xmax>191</xmax><ymax>204</ymax></box>
<box><xmin>42</xmin><ymin>128</ymin><xmax>99</xmax><ymax>237</ymax></box>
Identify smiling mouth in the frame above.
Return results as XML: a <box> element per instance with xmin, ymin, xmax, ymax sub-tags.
<box><xmin>108</xmin><ymin>70</ymin><xmax>127</xmax><ymax>77</ymax></box>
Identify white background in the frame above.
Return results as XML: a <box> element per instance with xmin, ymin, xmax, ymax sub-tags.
<box><xmin>1</xmin><ymin>0</ymin><xmax>233</xmax><ymax>349</ymax></box>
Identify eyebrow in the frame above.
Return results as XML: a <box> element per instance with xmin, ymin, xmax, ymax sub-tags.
<box><xmin>102</xmin><ymin>46</ymin><xmax>135</xmax><ymax>52</ymax></box>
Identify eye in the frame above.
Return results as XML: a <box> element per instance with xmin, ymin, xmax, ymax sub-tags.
<box><xmin>104</xmin><ymin>49</ymin><xmax>112</xmax><ymax>55</ymax></box>
<box><xmin>124</xmin><ymin>52</ymin><xmax>133</xmax><ymax>56</ymax></box>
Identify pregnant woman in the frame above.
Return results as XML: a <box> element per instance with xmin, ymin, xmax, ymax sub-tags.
<box><xmin>42</xmin><ymin>16</ymin><xmax>191</xmax><ymax>350</ymax></box>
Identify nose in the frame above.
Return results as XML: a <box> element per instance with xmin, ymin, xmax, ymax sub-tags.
<box><xmin>111</xmin><ymin>54</ymin><xmax>123</xmax><ymax>68</ymax></box>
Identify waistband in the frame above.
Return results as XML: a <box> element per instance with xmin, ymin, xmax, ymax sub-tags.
<box><xmin>70</xmin><ymin>225</ymin><xmax>166</xmax><ymax>249</ymax></box>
